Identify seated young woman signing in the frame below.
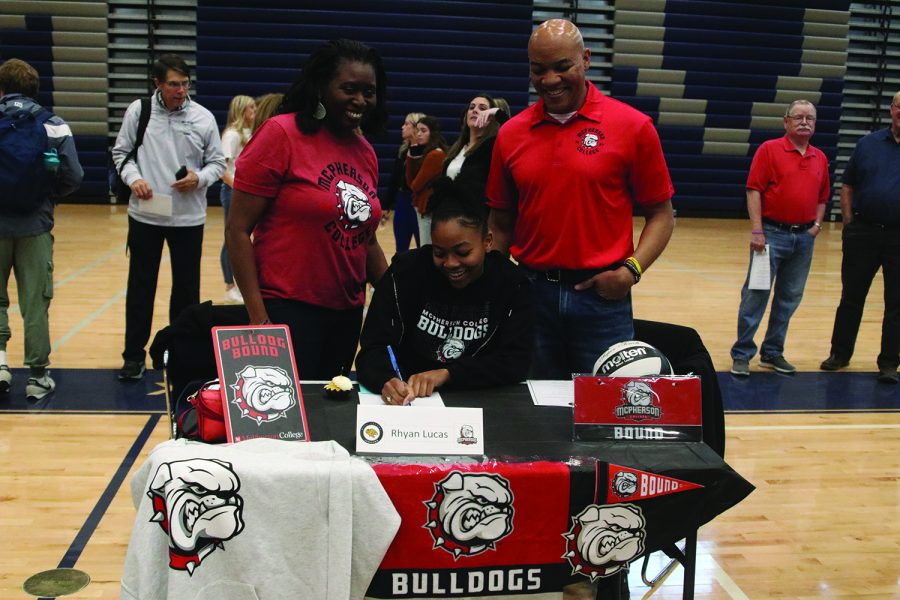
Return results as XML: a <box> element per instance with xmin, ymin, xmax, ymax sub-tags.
<box><xmin>355</xmin><ymin>177</ymin><xmax>534</xmax><ymax>405</ymax></box>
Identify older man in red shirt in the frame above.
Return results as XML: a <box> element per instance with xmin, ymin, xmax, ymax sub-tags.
<box><xmin>730</xmin><ymin>100</ymin><xmax>830</xmax><ymax>376</ymax></box>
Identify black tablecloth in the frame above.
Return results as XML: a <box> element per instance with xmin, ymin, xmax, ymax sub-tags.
<box><xmin>301</xmin><ymin>383</ymin><xmax>753</xmax><ymax>575</ymax></box>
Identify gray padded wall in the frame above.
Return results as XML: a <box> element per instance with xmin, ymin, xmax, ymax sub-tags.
<box><xmin>1</xmin><ymin>0</ymin><xmax>109</xmax><ymax>199</ymax></box>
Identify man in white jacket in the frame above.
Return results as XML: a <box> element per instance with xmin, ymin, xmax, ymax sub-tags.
<box><xmin>112</xmin><ymin>53</ymin><xmax>225</xmax><ymax>381</ymax></box>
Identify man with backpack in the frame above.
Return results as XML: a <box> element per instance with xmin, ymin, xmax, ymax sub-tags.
<box><xmin>0</xmin><ymin>58</ymin><xmax>83</xmax><ymax>399</ymax></box>
<box><xmin>112</xmin><ymin>54</ymin><xmax>224</xmax><ymax>381</ymax></box>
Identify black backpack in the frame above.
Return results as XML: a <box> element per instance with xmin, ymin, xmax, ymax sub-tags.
<box><xmin>0</xmin><ymin>106</ymin><xmax>55</xmax><ymax>214</ymax></box>
<box><xmin>111</xmin><ymin>98</ymin><xmax>151</xmax><ymax>202</ymax></box>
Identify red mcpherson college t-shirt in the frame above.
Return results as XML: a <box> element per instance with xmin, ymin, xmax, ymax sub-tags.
<box><xmin>234</xmin><ymin>114</ymin><xmax>382</xmax><ymax>310</ymax></box>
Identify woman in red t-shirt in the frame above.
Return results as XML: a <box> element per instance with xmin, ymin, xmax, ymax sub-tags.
<box><xmin>227</xmin><ymin>39</ymin><xmax>389</xmax><ymax>379</ymax></box>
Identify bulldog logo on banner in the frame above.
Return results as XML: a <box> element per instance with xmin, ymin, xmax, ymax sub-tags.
<box><xmin>230</xmin><ymin>365</ymin><xmax>296</xmax><ymax>425</ymax></box>
<box><xmin>424</xmin><ymin>472</ymin><xmax>515</xmax><ymax>559</ymax></box>
<box><xmin>147</xmin><ymin>458</ymin><xmax>245</xmax><ymax>574</ymax></box>
<box><xmin>615</xmin><ymin>380</ymin><xmax>662</xmax><ymax>420</ymax></box>
<box><xmin>562</xmin><ymin>504</ymin><xmax>646</xmax><ymax>579</ymax></box>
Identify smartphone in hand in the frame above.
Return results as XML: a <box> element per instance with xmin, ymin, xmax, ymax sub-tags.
<box><xmin>175</xmin><ymin>165</ymin><xmax>188</xmax><ymax>180</ymax></box>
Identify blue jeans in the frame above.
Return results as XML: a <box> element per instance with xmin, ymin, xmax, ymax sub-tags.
<box><xmin>525</xmin><ymin>273</ymin><xmax>634</xmax><ymax>379</ymax></box>
<box><xmin>220</xmin><ymin>183</ymin><xmax>234</xmax><ymax>285</ymax></box>
<box><xmin>731</xmin><ymin>224</ymin><xmax>815</xmax><ymax>361</ymax></box>
<box><xmin>392</xmin><ymin>190</ymin><xmax>419</xmax><ymax>252</ymax></box>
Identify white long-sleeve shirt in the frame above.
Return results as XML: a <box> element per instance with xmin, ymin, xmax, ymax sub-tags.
<box><xmin>112</xmin><ymin>92</ymin><xmax>225</xmax><ymax>227</ymax></box>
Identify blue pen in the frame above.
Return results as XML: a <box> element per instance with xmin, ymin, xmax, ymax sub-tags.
<box><xmin>387</xmin><ymin>345</ymin><xmax>404</xmax><ymax>381</ymax></box>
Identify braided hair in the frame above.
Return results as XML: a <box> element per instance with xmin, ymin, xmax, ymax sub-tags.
<box><xmin>428</xmin><ymin>176</ymin><xmax>489</xmax><ymax>238</ymax></box>
<box><xmin>281</xmin><ymin>39</ymin><xmax>388</xmax><ymax>136</ymax></box>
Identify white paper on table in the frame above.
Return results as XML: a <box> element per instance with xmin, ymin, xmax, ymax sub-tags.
<box><xmin>748</xmin><ymin>244</ymin><xmax>771</xmax><ymax>290</ymax></box>
<box><xmin>527</xmin><ymin>379</ymin><xmax>575</xmax><ymax>407</ymax></box>
<box><xmin>357</xmin><ymin>384</ymin><xmax>445</xmax><ymax>407</ymax></box>
<box><xmin>136</xmin><ymin>192</ymin><xmax>173</xmax><ymax>217</ymax></box>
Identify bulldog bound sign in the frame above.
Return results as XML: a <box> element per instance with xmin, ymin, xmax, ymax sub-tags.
<box><xmin>212</xmin><ymin>325</ymin><xmax>309</xmax><ymax>443</ymax></box>
<box><xmin>573</xmin><ymin>375</ymin><xmax>702</xmax><ymax>442</ymax></box>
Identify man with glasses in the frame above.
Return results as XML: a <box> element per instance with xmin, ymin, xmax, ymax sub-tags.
<box><xmin>821</xmin><ymin>91</ymin><xmax>900</xmax><ymax>383</ymax></box>
<box><xmin>730</xmin><ymin>100</ymin><xmax>829</xmax><ymax>377</ymax></box>
<box><xmin>112</xmin><ymin>53</ymin><xmax>225</xmax><ymax>381</ymax></box>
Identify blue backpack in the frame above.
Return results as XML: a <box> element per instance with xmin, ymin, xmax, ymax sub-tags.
<box><xmin>0</xmin><ymin>106</ymin><xmax>54</xmax><ymax>214</ymax></box>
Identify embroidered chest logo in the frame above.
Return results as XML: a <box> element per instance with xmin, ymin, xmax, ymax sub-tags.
<box><xmin>231</xmin><ymin>365</ymin><xmax>297</xmax><ymax>425</ymax></box>
<box><xmin>615</xmin><ymin>380</ymin><xmax>662</xmax><ymax>420</ymax></box>
<box><xmin>424</xmin><ymin>472</ymin><xmax>515</xmax><ymax>559</ymax></box>
<box><xmin>148</xmin><ymin>459</ymin><xmax>245</xmax><ymax>574</ymax></box>
<box><xmin>576</xmin><ymin>127</ymin><xmax>605</xmax><ymax>155</ymax></box>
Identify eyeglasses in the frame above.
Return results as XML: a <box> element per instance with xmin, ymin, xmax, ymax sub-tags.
<box><xmin>163</xmin><ymin>80</ymin><xmax>191</xmax><ymax>90</ymax></box>
<box><xmin>787</xmin><ymin>115</ymin><xmax>816</xmax><ymax>123</ymax></box>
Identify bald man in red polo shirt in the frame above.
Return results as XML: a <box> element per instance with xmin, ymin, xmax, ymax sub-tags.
<box><xmin>487</xmin><ymin>19</ymin><xmax>675</xmax><ymax>381</ymax></box>
<box><xmin>730</xmin><ymin>100</ymin><xmax>830</xmax><ymax>377</ymax></box>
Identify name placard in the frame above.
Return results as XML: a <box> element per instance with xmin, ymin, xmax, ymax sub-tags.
<box><xmin>355</xmin><ymin>405</ymin><xmax>484</xmax><ymax>455</ymax></box>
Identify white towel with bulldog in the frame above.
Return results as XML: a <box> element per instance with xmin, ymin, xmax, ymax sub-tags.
<box><xmin>121</xmin><ymin>438</ymin><xmax>400</xmax><ymax>600</ymax></box>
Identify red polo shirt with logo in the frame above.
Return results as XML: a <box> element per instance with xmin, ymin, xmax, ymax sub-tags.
<box><xmin>486</xmin><ymin>83</ymin><xmax>673</xmax><ymax>270</ymax></box>
<box><xmin>747</xmin><ymin>135</ymin><xmax>830</xmax><ymax>224</ymax></box>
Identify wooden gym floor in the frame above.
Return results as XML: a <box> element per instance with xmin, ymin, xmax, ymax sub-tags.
<box><xmin>0</xmin><ymin>204</ymin><xmax>897</xmax><ymax>599</ymax></box>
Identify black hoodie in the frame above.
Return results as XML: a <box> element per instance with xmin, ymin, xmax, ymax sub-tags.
<box><xmin>356</xmin><ymin>247</ymin><xmax>533</xmax><ymax>393</ymax></box>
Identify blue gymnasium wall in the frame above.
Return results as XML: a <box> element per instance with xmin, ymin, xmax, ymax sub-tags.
<box><xmin>611</xmin><ymin>0</ymin><xmax>850</xmax><ymax>215</ymax></box>
<box><xmin>0</xmin><ymin>7</ymin><xmax>109</xmax><ymax>200</ymax></box>
<box><xmin>195</xmin><ymin>0</ymin><xmax>533</xmax><ymax>200</ymax></box>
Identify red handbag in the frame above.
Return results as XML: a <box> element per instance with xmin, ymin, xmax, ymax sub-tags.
<box><xmin>179</xmin><ymin>380</ymin><xmax>226</xmax><ymax>443</ymax></box>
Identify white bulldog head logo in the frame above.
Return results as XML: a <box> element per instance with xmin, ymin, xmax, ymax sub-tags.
<box><xmin>231</xmin><ymin>365</ymin><xmax>296</xmax><ymax>424</ymax></box>
<box><xmin>583</xmin><ymin>133</ymin><xmax>599</xmax><ymax>148</ymax></box>
<box><xmin>438</xmin><ymin>337</ymin><xmax>465</xmax><ymax>362</ymax></box>
<box><xmin>148</xmin><ymin>458</ymin><xmax>244</xmax><ymax>574</ymax></box>
<box><xmin>563</xmin><ymin>504</ymin><xmax>645</xmax><ymax>579</ymax></box>
<box><xmin>425</xmin><ymin>472</ymin><xmax>514</xmax><ymax>558</ymax></box>
<box><xmin>612</xmin><ymin>472</ymin><xmax>638</xmax><ymax>498</ymax></box>
<box><xmin>623</xmin><ymin>381</ymin><xmax>654</xmax><ymax>406</ymax></box>
<box><xmin>336</xmin><ymin>180</ymin><xmax>371</xmax><ymax>229</ymax></box>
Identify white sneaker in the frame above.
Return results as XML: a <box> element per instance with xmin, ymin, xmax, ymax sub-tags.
<box><xmin>224</xmin><ymin>286</ymin><xmax>244</xmax><ymax>304</ymax></box>
<box><xmin>26</xmin><ymin>372</ymin><xmax>55</xmax><ymax>400</ymax></box>
<box><xmin>0</xmin><ymin>365</ymin><xmax>11</xmax><ymax>393</ymax></box>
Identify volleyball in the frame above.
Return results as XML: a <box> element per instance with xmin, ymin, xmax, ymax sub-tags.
<box><xmin>592</xmin><ymin>340</ymin><xmax>673</xmax><ymax>377</ymax></box>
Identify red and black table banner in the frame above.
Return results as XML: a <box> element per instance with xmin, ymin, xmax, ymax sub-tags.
<box><xmin>367</xmin><ymin>457</ymin><xmax>726</xmax><ymax>598</ymax></box>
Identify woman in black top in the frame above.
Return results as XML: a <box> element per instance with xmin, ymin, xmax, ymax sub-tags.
<box><xmin>356</xmin><ymin>177</ymin><xmax>534</xmax><ymax>404</ymax></box>
<box><xmin>441</xmin><ymin>94</ymin><xmax>508</xmax><ymax>202</ymax></box>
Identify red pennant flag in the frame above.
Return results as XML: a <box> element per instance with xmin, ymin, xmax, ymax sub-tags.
<box><xmin>606</xmin><ymin>464</ymin><xmax>703</xmax><ymax>503</ymax></box>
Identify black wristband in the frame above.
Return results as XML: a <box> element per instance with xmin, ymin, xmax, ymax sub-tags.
<box><xmin>622</xmin><ymin>261</ymin><xmax>641</xmax><ymax>283</ymax></box>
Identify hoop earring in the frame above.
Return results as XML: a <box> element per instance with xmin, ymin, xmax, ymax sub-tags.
<box><xmin>313</xmin><ymin>101</ymin><xmax>326</xmax><ymax>120</ymax></box>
